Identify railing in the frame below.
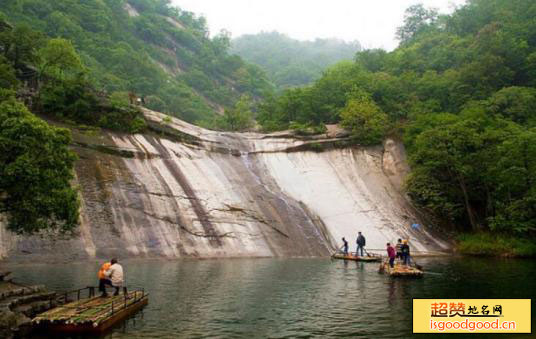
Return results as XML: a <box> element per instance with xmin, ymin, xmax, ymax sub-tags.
<box><xmin>109</xmin><ymin>288</ymin><xmax>146</xmax><ymax>316</ymax></box>
<box><xmin>349</xmin><ymin>251</ymin><xmax>381</xmax><ymax>257</ymax></box>
<box><xmin>55</xmin><ymin>286</ymin><xmax>96</xmax><ymax>306</ymax></box>
<box><xmin>54</xmin><ymin>286</ymin><xmax>147</xmax><ymax>316</ymax></box>
<box><xmin>333</xmin><ymin>250</ymin><xmax>382</xmax><ymax>257</ymax></box>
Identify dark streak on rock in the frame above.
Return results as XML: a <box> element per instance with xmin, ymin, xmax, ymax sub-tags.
<box><xmin>128</xmin><ymin>208</ymin><xmax>237</xmax><ymax>239</ymax></box>
<box><xmin>209</xmin><ymin>204</ymin><xmax>290</xmax><ymax>238</ymax></box>
<box><xmin>146</xmin><ymin>120</ymin><xmax>201</xmax><ymax>146</ymax></box>
<box><xmin>145</xmin><ymin>136</ymin><xmax>222</xmax><ymax>247</ymax></box>
<box><xmin>73</xmin><ymin>141</ymin><xmax>138</xmax><ymax>158</ymax></box>
<box><xmin>126</xmin><ymin>135</ymin><xmax>191</xmax><ymax>254</ymax></box>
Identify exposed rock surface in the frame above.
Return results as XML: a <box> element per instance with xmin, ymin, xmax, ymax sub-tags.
<box><xmin>123</xmin><ymin>3</ymin><xmax>139</xmax><ymax>17</ymax></box>
<box><xmin>0</xmin><ymin>109</ymin><xmax>449</xmax><ymax>261</ymax></box>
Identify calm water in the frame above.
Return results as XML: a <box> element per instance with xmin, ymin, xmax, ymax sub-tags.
<box><xmin>5</xmin><ymin>257</ymin><xmax>535</xmax><ymax>338</ymax></box>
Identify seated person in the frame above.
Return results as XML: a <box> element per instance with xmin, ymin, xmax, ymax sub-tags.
<box><xmin>105</xmin><ymin>258</ymin><xmax>124</xmax><ymax>296</ymax></box>
<box><xmin>98</xmin><ymin>258</ymin><xmax>124</xmax><ymax>297</ymax></box>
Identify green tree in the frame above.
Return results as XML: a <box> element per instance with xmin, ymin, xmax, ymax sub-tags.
<box><xmin>0</xmin><ymin>55</ymin><xmax>18</xmax><ymax>89</ymax></box>
<box><xmin>487</xmin><ymin>128</ymin><xmax>536</xmax><ymax>233</ymax></box>
<box><xmin>109</xmin><ymin>91</ymin><xmax>131</xmax><ymax>109</ymax></box>
<box><xmin>486</xmin><ymin>87</ymin><xmax>536</xmax><ymax>126</ymax></box>
<box><xmin>37</xmin><ymin>38</ymin><xmax>84</xmax><ymax>79</ymax></box>
<box><xmin>0</xmin><ymin>96</ymin><xmax>79</xmax><ymax>234</ymax></box>
<box><xmin>220</xmin><ymin>94</ymin><xmax>254</xmax><ymax>131</ymax></box>
<box><xmin>340</xmin><ymin>91</ymin><xmax>389</xmax><ymax>145</ymax></box>
<box><xmin>405</xmin><ymin>111</ymin><xmax>504</xmax><ymax>231</ymax></box>
<box><xmin>0</xmin><ymin>23</ymin><xmax>44</xmax><ymax>68</ymax></box>
<box><xmin>355</xmin><ymin>49</ymin><xmax>388</xmax><ymax>72</ymax></box>
<box><xmin>396</xmin><ymin>4</ymin><xmax>439</xmax><ymax>44</ymax></box>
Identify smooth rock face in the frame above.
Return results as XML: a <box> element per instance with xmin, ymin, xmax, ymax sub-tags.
<box><xmin>0</xmin><ymin>110</ymin><xmax>448</xmax><ymax>261</ymax></box>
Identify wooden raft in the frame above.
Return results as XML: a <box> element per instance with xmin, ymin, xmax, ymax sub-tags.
<box><xmin>33</xmin><ymin>289</ymin><xmax>148</xmax><ymax>334</ymax></box>
<box><xmin>379</xmin><ymin>262</ymin><xmax>423</xmax><ymax>277</ymax></box>
<box><xmin>332</xmin><ymin>253</ymin><xmax>382</xmax><ymax>262</ymax></box>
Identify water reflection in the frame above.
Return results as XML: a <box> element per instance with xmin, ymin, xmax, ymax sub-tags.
<box><xmin>4</xmin><ymin>257</ymin><xmax>535</xmax><ymax>339</ymax></box>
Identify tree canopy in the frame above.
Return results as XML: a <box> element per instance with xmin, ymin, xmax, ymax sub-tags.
<box><xmin>0</xmin><ymin>0</ymin><xmax>272</xmax><ymax>123</ymax></box>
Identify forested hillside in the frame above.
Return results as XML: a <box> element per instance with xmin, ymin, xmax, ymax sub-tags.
<box><xmin>257</xmin><ymin>0</ymin><xmax>536</xmax><ymax>254</ymax></box>
<box><xmin>0</xmin><ymin>0</ymin><xmax>275</xmax><ymax>234</ymax></box>
<box><xmin>232</xmin><ymin>32</ymin><xmax>361</xmax><ymax>89</ymax></box>
<box><xmin>0</xmin><ymin>0</ymin><xmax>272</xmax><ymax>122</ymax></box>
<box><xmin>0</xmin><ymin>22</ymin><xmax>80</xmax><ymax>234</ymax></box>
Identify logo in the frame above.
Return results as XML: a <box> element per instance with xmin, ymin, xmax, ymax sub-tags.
<box><xmin>413</xmin><ymin>299</ymin><xmax>531</xmax><ymax>333</ymax></box>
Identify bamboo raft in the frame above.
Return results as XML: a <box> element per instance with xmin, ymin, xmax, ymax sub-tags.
<box><xmin>378</xmin><ymin>262</ymin><xmax>423</xmax><ymax>277</ymax></box>
<box><xmin>33</xmin><ymin>287</ymin><xmax>148</xmax><ymax>334</ymax></box>
<box><xmin>332</xmin><ymin>252</ymin><xmax>382</xmax><ymax>262</ymax></box>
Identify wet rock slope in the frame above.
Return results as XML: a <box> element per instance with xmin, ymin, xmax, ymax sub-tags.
<box><xmin>0</xmin><ymin>109</ymin><xmax>449</xmax><ymax>260</ymax></box>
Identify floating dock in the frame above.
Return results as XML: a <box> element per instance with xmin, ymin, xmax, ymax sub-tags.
<box><xmin>33</xmin><ymin>287</ymin><xmax>148</xmax><ymax>334</ymax></box>
<box><xmin>379</xmin><ymin>262</ymin><xmax>423</xmax><ymax>277</ymax></box>
<box><xmin>332</xmin><ymin>253</ymin><xmax>382</xmax><ymax>262</ymax></box>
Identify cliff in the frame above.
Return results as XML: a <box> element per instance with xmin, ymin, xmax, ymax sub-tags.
<box><xmin>0</xmin><ymin>110</ymin><xmax>449</xmax><ymax>261</ymax></box>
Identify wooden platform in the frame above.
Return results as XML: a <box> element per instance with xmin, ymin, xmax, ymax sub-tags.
<box><xmin>33</xmin><ymin>289</ymin><xmax>148</xmax><ymax>334</ymax></box>
<box><xmin>379</xmin><ymin>262</ymin><xmax>423</xmax><ymax>277</ymax></box>
<box><xmin>332</xmin><ymin>253</ymin><xmax>382</xmax><ymax>262</ymax></box>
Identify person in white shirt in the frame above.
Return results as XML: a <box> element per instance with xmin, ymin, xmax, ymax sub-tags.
<box><xmin>104</xmin><ymin>258</ymin><xmax>124</xmax><ymax>296</ymax></box>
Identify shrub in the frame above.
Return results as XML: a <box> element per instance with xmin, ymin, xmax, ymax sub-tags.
<box><xmin>457</xmin><ymin>233</ymin><xmax>536</xmax><ymax>258</ymax></box>
<box><xmin>289</xmin><ymin>122</ymin><xmax>327</xmax><ymax>136</ymax></box>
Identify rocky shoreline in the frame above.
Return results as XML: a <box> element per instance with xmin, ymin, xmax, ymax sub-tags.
<box><xmin>0</xmin><ymin>273</ymin><xmax>57</xmax><ymax>338</ymax></box>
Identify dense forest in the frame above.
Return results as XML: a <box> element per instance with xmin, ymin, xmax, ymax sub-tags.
<box><xmin>232</xmin><ymin>32</ymin><xmax>361</xmax><ymax>89</ymax></box>
<box><xmin>257</xmin><ymin>0</ymin><xmax>536</xmax><ymax>254</ymax></box>
<box><xmin>0</xmin><ymin>0</ymin><xmax>272</xmax><ymax>123</ymax></box>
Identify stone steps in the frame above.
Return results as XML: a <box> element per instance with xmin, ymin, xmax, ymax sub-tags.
<box><xmin>0</xmin><ymin>285</ymin><xmax>46</xmax><ymax>301</ymax></box>
<box><xmin>0</xmin><ymin>291</ymin><xmax>57</xmax><ymax>310</ymax></box>
<box><xmin>0</xmin><ymin>282</ymin><xmax>57</xmax><ymax>339</ymax></box>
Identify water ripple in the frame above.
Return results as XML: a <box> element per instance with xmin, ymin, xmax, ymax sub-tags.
<box><xmin>4</xmin><ymin>257</ymin><xmax>535</xmax><ymax>339</ymax></box>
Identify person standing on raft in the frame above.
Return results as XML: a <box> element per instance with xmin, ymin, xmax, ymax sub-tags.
<box><xmin>395</xmin><ymin>238</ymin><xmax>403</xmax><ymax>261</ymax></box>
<box><xmin>341</xmin><ymin>237</ymin><xmax>349</xmax><ymax>256</ymax></box>
<box><xmin>356</xmin><ymin>232</ymin><xmax>366</xmax><ymax>257</ymax></box>
<box><xmin>386</xmin><ymin>243</ymin><xmax>396</xmax><ymax>268</ymax></box>
<box><xmin>401</xmin><ymin>240</ymin><xmax>411</xmax><ymax>266</ymax></box>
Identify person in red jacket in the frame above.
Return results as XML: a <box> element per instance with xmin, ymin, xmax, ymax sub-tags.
<box><xmin>386</xmin><ymin>243</ymin><xmax>396</xmax><ymax>268</ymax></box>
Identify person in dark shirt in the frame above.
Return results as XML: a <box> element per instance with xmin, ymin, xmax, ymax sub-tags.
<box><xmin>356</xmin><ymin>232</ymin><xmax>366</xmax><ymax>257</ymax></box>
<box><xmin>401</xmin><ymin>240</ymin><xmax>410</xmax><ymax>266</ymax></box>
<box><xmin>341</xmin><ymin>237</ymin><xmax>349</xmax><ymax>256</ymax></box>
